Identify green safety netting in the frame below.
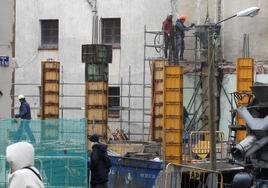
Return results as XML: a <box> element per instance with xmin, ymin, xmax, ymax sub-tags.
<box><xmin>0</xmin><ymin>118</ymin><xmax>88</xmax><ymax>188</ymax></box>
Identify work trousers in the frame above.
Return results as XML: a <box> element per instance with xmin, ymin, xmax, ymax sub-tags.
<box><xmin>175</xmin><ymin>36</ymin><xmax>185</xmax><ymax>59</ymax></box>
<box><xmin>164</xmin><ymin>33</ymin><xmax>171</xmax><ymax>58</ymax></box>
<box><xmin>15</xmin><ymin>119</ymin><xmax>36</xmax><ymax>143</ymax></box>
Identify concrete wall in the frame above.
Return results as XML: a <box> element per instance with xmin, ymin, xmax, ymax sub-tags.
<box><xmin>15</xmin><ymin>0</ymin><xmax>268</xmax><ymax>140</ymax></box>
<box><xmin>176</xmin><ymin>0</ymin><xmax>268</xmax><ymax>62</ymax></box>
<box><xmin>15</xmin><ymin>0</ymin><xmax>92</xmax><ymax>119</ymax></box>
<box><xmin>15</xmin><ymin>0</ymin><xmax>170</xmax><ymax>139</ymax></box>
<box><xmin>222</xmin><ymin>0</ymin><xmax>268</xmax><ymax>62</ymax></box>
<box><xmin>0</xmin><ymin>0</ymin><xmax>14</xmax><ymax>118</ymax></box>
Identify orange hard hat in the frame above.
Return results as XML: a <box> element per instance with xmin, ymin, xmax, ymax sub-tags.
<box><xmin>179</xmin><ymin>15</ymin><xmax>187</xmax><ymax>20</ymax></box>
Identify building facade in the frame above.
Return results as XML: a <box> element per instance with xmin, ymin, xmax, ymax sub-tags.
<box><xmin>15</xmin><ymin>0</ymin><xmax>170</xmax><ymax>139</ymax></box>
<box><xmin>0</xmin><ymin>0</ymin><xmax>15</xmax><ymax>118</ymax></box>
<box><xmin>14</xmin><ymin>0</ymin><xmax>268</xmax><ymax>139</ymax></box>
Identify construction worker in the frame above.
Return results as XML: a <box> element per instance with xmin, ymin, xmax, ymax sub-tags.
<box><xmin>162</xmin><ymin>13</ymin><xmax>173</xmax><ymax>58</ymax></box>
<box><xmin>89</xmin><ymin>134</ymin><xmax>111</xmax><ymax>188</ymax></box>
<box><xmin>6</xmin><ymin>141</ymin><xmax>44</xmax><ymax>188</ymax></box>
<box><xmin>175</xmin><ymin>15</ymin><xmax>195</xmax><ymax>61</ymax></box>
<box><xmin>15</xmin><ymin>95</ymin><xmax>35</xmax><ymax>143</ymax></box>
<box><xmin>15</xmin><ymin>95</ymin><xmax>31</xmax><ymax>120</ymax></box>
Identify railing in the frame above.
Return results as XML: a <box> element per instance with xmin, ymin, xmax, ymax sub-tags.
<box><xmin>189</xmin><ymin>131</ymin><xmax>225</xmax><ymax>162</ymax></box>
<box><xmin>153</xmin><ymin>163</ymin><xmax>223</xmax><ymax>188</ymax></box>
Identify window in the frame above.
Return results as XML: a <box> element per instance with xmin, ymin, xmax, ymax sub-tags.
<box><xmin>102</xmin><ymin>18</ymin><xmax>120</xmax><ymax>47</ymax></box>
<box><xmin>40</xmin><ymin>20</ymin><xmax>59</xmax><ymax>49</ymax></box>
<box><xmin>108</xmin><ymin>87</ymin><xmax>120</xmax><ymax>118</ymax></box>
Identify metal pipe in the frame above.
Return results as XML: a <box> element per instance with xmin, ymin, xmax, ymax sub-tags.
<box><xmin>208</xmin><ymin>25</ymin><xmax>217</xmax><ymax>171</ymax></box>
<box><xmin>120</xmin><ymin>77</ymin><xmax>123</xmax><ymax>131</ymax></box>
<box><xmin>128</xmin><ymin>66</ymin><xmax>131</xmax><ymax>139</ymax></box>
<box><xmin>142</xmin><ymin>25</ymin><xmax>146</xmax><ymax>141</ymax></box>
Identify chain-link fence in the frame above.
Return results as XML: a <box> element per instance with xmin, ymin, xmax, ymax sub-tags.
<box><xmin>0</xmin><ymin>118</ymin><xmax>88</xmax><ymax>188</ymax></box>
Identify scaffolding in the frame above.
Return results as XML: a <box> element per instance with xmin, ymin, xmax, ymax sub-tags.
<box><xmin>143</xmin><ymin>25</ymin><xmax>204</xmax><ymax>133</ymax></box>
<box><xmin>11</xmin><ymin>25</ymin><xmax>223</xmax><ymax>142</ymax></box>
<box><xmin>12</xmin><ymin>64</ymin><xmax>151</xmax><ymax>140</ymax></box>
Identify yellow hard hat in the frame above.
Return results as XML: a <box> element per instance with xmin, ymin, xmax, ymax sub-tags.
<box><xmin>18</xmin><ymin>94</ymin><xmax>25</xmax><ymax>100</ymax></box>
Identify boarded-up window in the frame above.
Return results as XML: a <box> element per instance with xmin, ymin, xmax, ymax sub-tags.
<box><xmin>102</xmin><ymin>18</ymin><xmax>120</xmax><ymax>48</ymax></box>
<box><xmin>108</xmin><ymin>87</ymin><xmax>120</xmax><ymax>118</ymax></box>
<box><xmin>41</xmin><ymin>20</ymin><xmax>59</xmax><ymax>49</ymax></box>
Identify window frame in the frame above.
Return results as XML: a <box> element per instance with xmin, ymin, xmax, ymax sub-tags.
<box><xmin>108</xmin><ymin>86</ymin><xmax>120</xmax><ymax>118</ymax></box>
<box><xmin>101</xmin><ymin>18</ymin><xmax>121</xmax><ymax>48</ymax></box>
<box><xmin>39</xmin><ymin>19</ymin><xmax>59</xmax><ymax>50</ymax></box>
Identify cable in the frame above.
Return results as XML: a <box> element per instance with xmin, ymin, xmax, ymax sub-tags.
<box><xmin>154</xmin><ymin>32</ymin><xmax>162</xmax><ymax>53</ymax></box>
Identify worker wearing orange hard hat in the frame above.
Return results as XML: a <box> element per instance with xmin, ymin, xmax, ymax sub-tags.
<box><xmin>175</xmin><ymin>15</ymin><xmax>195</xmax><ymax>61</ymax></box>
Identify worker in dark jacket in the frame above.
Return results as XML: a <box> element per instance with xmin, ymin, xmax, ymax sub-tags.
<box><xmin>175</xmin><ymin>15</ymin><xmax>195</xmax><ymax>61</ymax></box>
<box><xmin>15</xmin><ymin>95</ymin><xmax>31</xmax><ymax>120</ymax></box>
<box><xmin>15</xmin><ymin>95</ymin><xmax>35</xmax><ymax>143</ymax></box>
<box><xmin>162</xmin><ymin>13</ymin><xmax>173</xmax><ymax>58</ymax></box>
<box><xmin>89</xmin><ymin>134</ymin><xmax>111</xmax><ymax>188</ymax></box>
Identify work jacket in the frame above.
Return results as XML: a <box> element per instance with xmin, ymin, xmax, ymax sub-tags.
<box><xmin>162</xmin><ymin>18</ymin><xmax>173</xmax><ymax>35</ymax></box>
<box><xmin>6</xmin><ymin>142</ymin><xmax>44</xmax><ymax>188</ymax></box>
<box><xmin>175</xmin><ymin>19</ymin><xmax>190</xmax><ymax>38</ymax></box>
<box><xmin>15</xmin><ymin>100</ymin><xmax>31</xmax><ymax>120</ymax></box>
<box><xmin>90</xmin><ymin>143</ymin><xmax>111</xmax><ymax>186</ymax></box>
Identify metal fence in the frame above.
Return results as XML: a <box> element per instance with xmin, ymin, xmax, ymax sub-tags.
<box><xmin>153</xmin><ymin>163</ymin><xmax>223</xmax><ymax>188</ymax></box>
<box><xmin>0</xmin><ymin>118</ymin><xmax>88</xmax><ymax>188</ymax></box>
<box><xmin>189</xmin><ymin>131</ymin><xmax>225</xmax><ymax>162</ymax></box>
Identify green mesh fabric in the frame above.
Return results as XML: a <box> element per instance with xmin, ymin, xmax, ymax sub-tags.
<box><xmin>0</xmin><ymin>119</ymin><xmax>88</xmax><ymax>188</ymax></box>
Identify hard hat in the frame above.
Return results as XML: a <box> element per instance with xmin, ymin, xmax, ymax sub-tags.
<box><xmin>18</xmin><ymin>94</ymin><xmax>25</xmax><ymax>100</ymax></box>
<box><xmin>179</xmin><ymin>15</ymin><xmax>187</xmax><ymax>20</ymax></box>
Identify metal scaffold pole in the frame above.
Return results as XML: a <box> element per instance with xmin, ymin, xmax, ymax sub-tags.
<box><xmin>128</xmin><ymin>66</ymin><xmax>131</xmax><ymax>138</ymax></box>
<box><xmin>142</xmin><ymin>25</ymin><xmax>147</xmax><ymax>141</ymax></box>
<box><xmin>208</xmin><ymin>26</ymin><xmax>217</xmax><ymax>171</ymax></box>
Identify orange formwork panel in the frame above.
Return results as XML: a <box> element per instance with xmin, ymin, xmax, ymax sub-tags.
<box><xmin>163</xmin><ymin>66</ymin><xmax>184</xmax><ymax>164</ymax></box>
<box><xmin>236</xmin><ymin>58</ymin><xmax>254</xmax><ymax>142</ymax></box>
<box><xmin>41</xmin><ymin>61</ymin><xmax>60</xmax><ymax>120</ymax></box>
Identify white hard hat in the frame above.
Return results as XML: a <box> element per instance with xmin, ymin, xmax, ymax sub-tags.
<box><xmin>18</xmin><ymin>94</ymin><xmax>25</xmax><ymax>100</ymax></box>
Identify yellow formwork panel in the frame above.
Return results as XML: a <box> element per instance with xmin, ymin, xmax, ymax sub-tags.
<box><xmin>86</xmin><ymin>81</ymin><xmax>108</xmax><ymax>139</ymax></box>
<box><xmin>87</xmin><ymin>108</ymin><xmax>107</xmax><ymax>120</ymax></box>
<box><xmin>41</xmin><ymin>61</ymin><xmax>60</xmax><ymax>120</ymax></box>
<box><xmin>236</xmin><ymin>58</ymin><xmax>254</xmax><ymax>142</ymax></box>
<box><xmin>165</xmin><ymin>130</ymin><xmax>182</xmax><ymax>144</ymax></box>
<box><xmin>165</xmin><ymin>144</ymin><xmax>181</xmax><ymax>158</ymax></box>
<box><xmin>151</xmin><ymin>60</ymin><xmax>168</xmax><ymax>142</ymax></box>
<box><xmin>236</xmin><ymin>58</ymin><xmax>254</xmax><ymax>92</ymax></box>
<box><xmin>165</xmin><ymin>104</ymin><xmax>183</xmax><ymax>116</ymax></box>
<box><xmin>164</xmin><ymin>116</ymin><xmax>183</xmax><ymax>129</ymax></box>
<box><xmin>88</xmin><ymin>124</ymin><xmax>107</xmax><ymax>136</ymax></box>
<box><xmin>87</xmin><ymin>93</ymin><xmax>108</xmax><ymax>106</ymax></box>
<box><xmin>163</xmin><ymin>65</ymin><xmax>184</xmax><ymax>164</ymax></box>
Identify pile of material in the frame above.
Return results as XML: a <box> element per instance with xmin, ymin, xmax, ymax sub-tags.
<box><xmin>108</xmin><ymin>141</ymin><xmax>161</xmax><ymax>160</ymax></box>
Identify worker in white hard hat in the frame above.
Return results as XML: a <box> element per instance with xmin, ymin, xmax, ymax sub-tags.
<box><xmin>15</xmin><ymin>95</ymin><xmax>31</xmax><ymax>120</ymax></box>
<box><xmin>15</xmin><ymin>95</ymin><xmax>35</xmax><ymax>143</ymax></box>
